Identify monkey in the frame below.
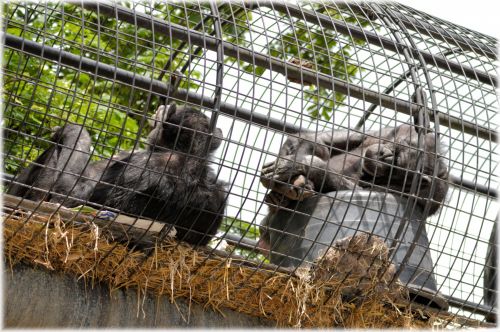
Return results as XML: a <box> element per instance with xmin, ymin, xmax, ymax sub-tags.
<box><xmin>261</xmin><ymin>124</ymin><xmax>448</xmax><ymax>213</ymax></box>
<box><xmin>88</xmin><ymin>102</ymin><xmax>226</xmax><ymax>245</ymax></box>
<box><xmin>7</xmin><ymin>124</ymin><xmax>92</xmax><ymax>204</ymax></box>
<box><xmin>8</xmin><ymin>102</ymin><xmax>227</xmax><ymax>246</ymax></box>
<box><xmin>258</xmin><ymin>124</ymin><xmax>449</xmax><ymax>253</ymax></box>
<box><xmin>260</xmin><ymin>129</ymin><xmax>367</xmax><ymax>206</ymax></box>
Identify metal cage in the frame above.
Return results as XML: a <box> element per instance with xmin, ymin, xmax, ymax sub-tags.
<box><xmin>2</xmin><ymin>1</ymin><xmax>497</xmax><ymax>326</ymax></box>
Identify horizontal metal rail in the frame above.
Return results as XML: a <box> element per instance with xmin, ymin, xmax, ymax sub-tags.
<box><xmin>3</xmin><ymin>33</ymin><xmax>497</xmax><ymax>197</ymax></box>
<box><xmin>449</xmin><ymin>174</ymin><xmax>497</xmax><ymax>198</ymax></box>
<box><xmin>345</xmin><ymin>2</ymin><xmax>496</xmax><ymax>60</ymax></box>
<box><xmin>445</xmin><ymin>294</ymin><xmax>497</xmax><ymax>319</ymax></box>
<box><xmin>386</xmin><ymin>5</ymin><xmax>497</xmax><ymax>59</ymax></box>
<box><xmin>354</xmin><ymin>47</ymin><xmax>462</xmax><ymax>131</ymax></box>
<box><xmin>2</xmin><ymin>33</ymin><xmax>301</xmax><ymax>134</ymax></box>
<box><xmin>76</xmin><ymin>2</ymin><xmax>497</xmax><ymax>142</ymax></box>
<box><xmin>257</xmin><ymin>2</ymin><xmax>497</xmax><ymax>86</ymax></box>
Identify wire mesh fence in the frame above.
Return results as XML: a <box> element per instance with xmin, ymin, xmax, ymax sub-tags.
<box><xmin>2</xmin><ymin>1</ymin><xmax>497</xmax><ymax>327</ymax></box>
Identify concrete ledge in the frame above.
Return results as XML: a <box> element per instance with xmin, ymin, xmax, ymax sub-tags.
<box><xmin>4</xmin><ymin>264</ymin><xmax>273</xmax><ymax>328</ymax></box>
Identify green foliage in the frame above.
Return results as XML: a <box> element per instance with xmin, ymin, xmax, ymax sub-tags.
<box><xmin>220</xmin><ymin>216</ymin><xmax>260</xmax><ymax>239</ymax></box>
<box><xmin>3</xmin><ymin>3</ymin><xmax>192</xmax><ymax>173</ymax></box>
<box><xmin>3</xmin><ymin>3</ymin><xmax>367</xmax><ymax>172</ymax></box>
<box><xmin>267</xmin><ymin>4</ymin><xmax>369</xmax><ymax>120</ymax></box>
<box><xmin>218</xmin><ymin>217</ymin><xmax>267</xmax><ymax>262</ymax></box>
<box><xmin>3</xmin><ymin>2</ymin><xmax>255</xmax><ymax>174</ymax></box>
<box><xmin>3</xmin><ymin>3</ymin><xmax>368</xmax><ymax>256</ymax></box>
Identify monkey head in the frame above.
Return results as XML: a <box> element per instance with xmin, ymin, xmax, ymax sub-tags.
<box><xmin>147</xmin><ymin>102</ymin><xmax>223</xmax><ymax>156</ymax></box>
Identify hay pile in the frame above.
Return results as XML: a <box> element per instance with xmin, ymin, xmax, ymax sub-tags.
<box><xmin>3</xmin><ymin>207</ymin><xmax>456</xmax><ymax>328</ymax></box>
<box><xmin>309</xmin><ymin>233</ymin><xmax>403</xmax><ymax>303</ymax></box>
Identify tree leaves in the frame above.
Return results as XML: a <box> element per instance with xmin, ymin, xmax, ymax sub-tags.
<box><xmin>267</xmin><ymin>4</ymin><xmax>369</xmax><ymax>120</ymax></box>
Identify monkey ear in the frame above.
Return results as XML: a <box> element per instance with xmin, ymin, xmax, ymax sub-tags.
<box><xmin>166</xmin><ymin>102</ymin><xmax>177</xmax><ymax>120</ymax></box>
<box><xmin>210</xmin><ymin>128</ymin><xmax>223</xmax><ymax>150</ymax></box>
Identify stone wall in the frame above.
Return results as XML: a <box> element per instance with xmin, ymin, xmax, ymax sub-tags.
<box><xmin>4</xmin><ymin>264</ymin><xmax>273</xmax><ymax>328</ymax></box>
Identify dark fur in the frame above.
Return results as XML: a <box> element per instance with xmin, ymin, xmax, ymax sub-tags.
<box><xmin>261</xmin><ymin>124</ymin><xmax>448</xmax><ymax>214</ymax></box>
<box><xmin>9</xmin><ymin>103</ymin><xmax>226</xmax><ymax>246</ymax></box>
<box><xmin>89</xmin><ymin>103</ymin><xmax>226</xmax><ymax>245</ymax></box>
<box><xmin>259</xmin><ymin>124</ymin><xmax>449</xmax><ymax>249</ymax></box>
<box><xmin>7</xmin><ymin>124</ymin><xmax>92</xmax><ymax>204</ymax></box>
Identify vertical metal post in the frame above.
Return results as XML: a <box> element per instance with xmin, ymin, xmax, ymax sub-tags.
<box><xmin>367</xmin><ymin>4</ymin><xmax>433</xmax><ymax>291</ymax></box>
<box><xmin>208</xmin><ymin>2</ymin><xmax>224</xmax><ymax>133</ymax></box>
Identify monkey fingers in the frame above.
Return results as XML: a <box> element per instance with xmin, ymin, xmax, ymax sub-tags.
<box><xmin>282</xmin><ymin>175</ymin><xmax>316</xmax><ymax>201</ymax></box>
<box><xmin>264</xmin><ymin>175</ymin><xmax>315</xmax><ymax>202</ymax></box>
<box><xmin>260</xmin><ymin>157</ymin><xmax>304</xmax><ymax>190</ymax></box>
<box><xmin>260</xmin><ymin>160</ymin><xmax>276</xmax><ymax>189</ymax></box>
<box><xmin>149</xmin><ymin>104</ymin><xmax>166</xmax><ymax>128</ymax></box>
<box><xmin>260</xmin><ymin>170</ymin><xmax>273</xmax><ymax>190</ymax></box>
<box><xmin>270</xmin><ymin>157</ymin><xmax>306</xmax><ymax>183</ymax></box>
<box><xmin>362</xmin><ymin>144</ymin><xmax>396</xmax><ymax>178</ymax></box>
<box><xmin>336</xmin><ymin>176</ymin><xmax>357</xmax><ymax>190</ymax></box>
<box><xmin>277</xmin><ymin>158</ymin><xmax>304</xmax><ymax>176</ymax></box>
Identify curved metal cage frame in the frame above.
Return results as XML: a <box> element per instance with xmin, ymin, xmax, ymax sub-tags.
<box><xmin>2</xmin><ymin>1</ymin><xmax>497</xmax><ymax>326</ymax></box>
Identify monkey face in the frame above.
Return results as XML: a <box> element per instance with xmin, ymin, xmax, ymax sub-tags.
<box><xmin>362</xmin><ymin>143</ymin><xmax>396</xmax><ymax>178</ymax></box>
<box><xmin>361</xmin><ymin>125</ymin><xmax>442</xmax><ymax>183</ymax></box>
<box><xmin>147</xmin><ymin>102</ymin><xmax>223</xmax><ymax>155</ymax></box>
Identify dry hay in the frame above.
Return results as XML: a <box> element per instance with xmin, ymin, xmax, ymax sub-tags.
<box><xmin>310</xmin><ymin>233</ymin><xmax>401</xmax><ymax>302</ymax></box>
<box><xmin>3</xmin><ymin>208</ymin><xmax>460</xmax><ymax>328</ymax></box>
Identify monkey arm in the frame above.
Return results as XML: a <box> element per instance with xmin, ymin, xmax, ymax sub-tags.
<box><xmin>7</xmin><ymin>148</ymin><xmax>55</xmax><ymax>199</ymax></box>
<box><xmin>89</xmin><ymin>153</ymin><xmax>181</xmax><ymax>209</ymax></box>
<box><xmin>406</xmin><ymin>173</ymin><xmax>449</xmax><ymax>216</ymax></box>
<box><xmin>8</xmin><ymin>124</ymin><xmax>93</xmax><ymax>203</ymax></box>
<box><xmin>261</xmin><ymin>154</ymin><xmax>356</xmax><ymax>201</ymax></box>
<box><xmin>297</xmin><ymin>128</ymin><xmax>387</xmax><ymax>157</ymax></box>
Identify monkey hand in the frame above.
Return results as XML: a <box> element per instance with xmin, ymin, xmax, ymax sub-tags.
<box><xmin>264</xmin><ymin>191</ymin><xmax>292</xmax><ymax>212</ymax></box>
<box><xmin>261</xmin><ymin>154</ymin><xmax>320</xmax><ymax>182</ymax></box>
<box><xmin>264</xmin><ymin>175</ymin><xmax>315</xmax><ymax>206</ymax></box>
<box><xmin>362</xmin><ymin>144</ymin><xmax>396</xmax><ymax>178</ymax></box>
<box><xmin>286</xmin><ymin>174</ymin><xmax>315</xmax><ymax>200</ymax></box>
<box><xmin>261</xmin><ymin>155</ymin><xmax>319</xmax><ymax>200</ymax></box>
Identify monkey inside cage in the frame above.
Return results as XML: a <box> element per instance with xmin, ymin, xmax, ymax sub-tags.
<box><xmin>2</xmin><ymin>1</ymin><xmax>498</xmax><ymax>328</ymax></box>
